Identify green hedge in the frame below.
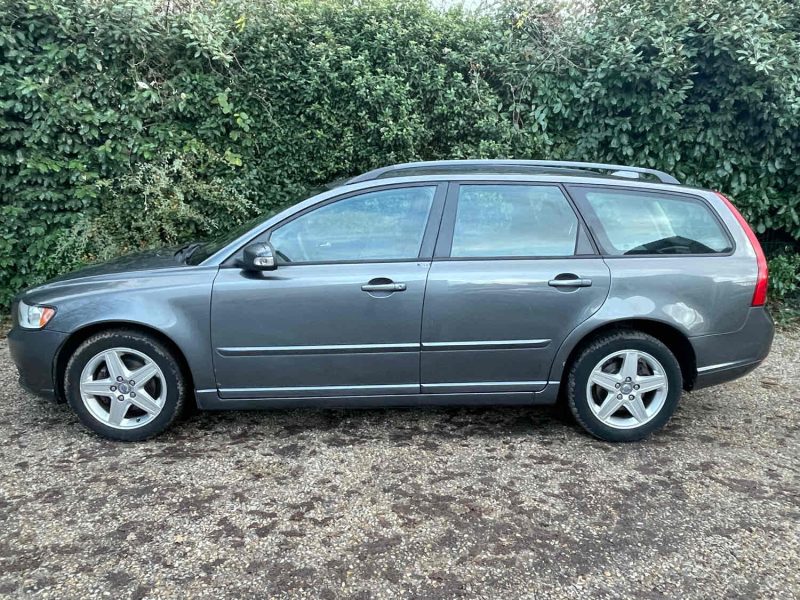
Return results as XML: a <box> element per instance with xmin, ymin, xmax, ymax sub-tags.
<box><xmin>2</xmin><ymin>0</ymin><xmax>799</xmax><ymax>307</ymax></box>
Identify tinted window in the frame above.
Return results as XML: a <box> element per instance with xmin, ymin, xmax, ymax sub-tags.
<box><xmin>269</xmin><ymin>186</ymin><xmax>436</xmax><ymax>263</ymax></box>
<box><xmin>450</xmin><ymin>185</ymin><xmax>579</xmax><ymax>257</ymax></box>
<box><xmin>570</xmin><ymin>187</ymin><xmax>732</xmax><ymax>256</ymax></box>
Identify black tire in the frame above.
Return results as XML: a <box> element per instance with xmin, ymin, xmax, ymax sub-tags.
<box><xmin>567</xmin><ymin>330</ymin><xmax>682</xmax><ymax>442</ymax></box>
<box><xmin>64</xmin><ymin>329</ymin><xmax>187</xmax><ymax>441</ymax></box>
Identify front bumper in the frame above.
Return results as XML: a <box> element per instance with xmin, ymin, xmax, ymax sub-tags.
<box><xmin>7</xmin><ymin>326</ymin><xmax>68</xmax><ymax>401</ymax></box>
<box><xmin>690</xmin><ymin>306</ymin><xmax>774</xmax><ymax>390</ymax></box>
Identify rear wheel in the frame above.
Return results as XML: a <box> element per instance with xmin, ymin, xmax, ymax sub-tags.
<box><xmin>567</xmin><ymin>330</ymin><xmax>682</xmax><ymax>442</ymax></box>
<box><xmin>64</xmin><ymin>329</ymin><xmax>186</xmax><ymax>441</ymax></box>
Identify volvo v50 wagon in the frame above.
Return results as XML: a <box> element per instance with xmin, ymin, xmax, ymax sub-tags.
<box><xmin>9</xmin><ymin>160</ymin><xmax>774</xmax><ymax>442</ymax></box>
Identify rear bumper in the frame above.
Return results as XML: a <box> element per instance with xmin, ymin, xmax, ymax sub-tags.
<box><xmin>693</xmin><ymin>359</ymin><xmax>764</xmax><ymax>389</ymax></box>
<box><xmin>690</xmin><ymin>306</ymin><xmax>774</xmax><ymax>390</ymax></box>
<box><xmin>7</xmin><ymin>327</ymin><xmax>68</xmax><ymax>401</ymax></box>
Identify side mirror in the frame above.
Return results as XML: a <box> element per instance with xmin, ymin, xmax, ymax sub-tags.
<box><xmin>241</xmin><ymin>242</ymin><xmax>277</xmax><ymax>271</ymax></box>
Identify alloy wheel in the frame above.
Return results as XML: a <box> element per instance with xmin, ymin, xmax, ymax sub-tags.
<box><xmin>585</xmin><ymin>349</ymin><xmax>669</xmax><ymax>429</ymax></box>
<box><xmin>78</xmin><ymin>347</ymin><xmax>167</xmax><ymax>429</ymax></box>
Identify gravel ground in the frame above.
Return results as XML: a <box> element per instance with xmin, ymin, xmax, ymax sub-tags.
<box><xmin>0</xmin><ymin>332</ymin><xmax>798</xmax><ymax>600</ymax></box>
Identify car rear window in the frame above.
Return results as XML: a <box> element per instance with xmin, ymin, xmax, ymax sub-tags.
<box><xmin>568</xmin><ymin>186</ymin><xmax>733</xmax><ymax>256</ymax></box>
<box><xmin>450</xmin><ymin>184</ymin><xmax>579</xmax><ymax>257</ymax></box>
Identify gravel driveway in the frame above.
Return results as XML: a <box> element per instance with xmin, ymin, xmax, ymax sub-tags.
<box><xmin>0</xmin><ymin>331</ymin><xmax>798</xmax><ymax>599</ymax></box>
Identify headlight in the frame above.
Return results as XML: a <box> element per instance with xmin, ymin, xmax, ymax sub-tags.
<box><xmin>17</xmin><ymin>301</ymin><xmax>56</xmax><ymax>329</ymax></box>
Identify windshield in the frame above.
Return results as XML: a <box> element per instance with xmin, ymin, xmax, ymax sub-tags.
<box><xmin>186</xmin><ymin>208</ymin><xmax>282</xmax><ymax>265</ymax></box>
<box><xmin>185</xmin><ymin>186</ymin><xmax>333</xmax><ymax>265</ymax></box>
<box><xmin>187</xmin><ymin>186</ymin><xmax>334</xmax><ymax>265</ymax></box>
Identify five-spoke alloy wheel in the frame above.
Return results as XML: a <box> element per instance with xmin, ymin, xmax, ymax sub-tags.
<box><xmin>65</xmin><ymin>330</ymin><xmax>186</xmax><ymax>441</ymax></box>
<box><xmin>78</xmin><ymin>347</ymin><xmax>167</xmax><ymax>429</ymax></box>
<box><xmin>586</xmin><ymin>350</ymin><xmax>668</xmax><ymax>429</ymax></box>
<box><xmin>567</xmin><ymin>330</ymin><xmax>682</xmax><ymax>442</ymax></box>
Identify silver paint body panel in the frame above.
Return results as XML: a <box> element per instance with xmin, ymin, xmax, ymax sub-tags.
<box><xmin>420</xmin><ymin>258</ymin><xmax>610</xmax><ymax>393</ymax></box>
<box><xmin>8</xmin><ymin>173</ymin><xmax>773</xmax><ymax>409</ymax></box>
<box><xmin>210</xmin><ymin>262</ymin><xmax>430</xmax><ymax>398</ymax></box>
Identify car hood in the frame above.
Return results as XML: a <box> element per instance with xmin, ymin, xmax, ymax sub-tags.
<box><xmin>14</xmin><ymin>246</ymin><xmax>203</xmax><ymax>306</ymax></box>
<box><xmin>17</xmin><ymin>245</ymin><xmax>215</xmax><ymax>307</ymax></box>
<box><xmin>45</xmin><ymin>247</ymin><xmax>185</xmax><ymax>284</ymax></box>
<box><xmin>15</xmin><ymin>245</ymin><xmax>219</xmax><ymax>336</ymax></box>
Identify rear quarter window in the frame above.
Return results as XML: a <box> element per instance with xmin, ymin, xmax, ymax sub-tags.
<box><xmin>567</xmin><ymin>186</ymin><xmax>733</xmax><ymax>256</ymax></box>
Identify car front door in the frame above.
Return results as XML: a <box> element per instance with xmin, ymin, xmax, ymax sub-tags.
<box><xmin>420</xmin><ymin>182</ymin><xmax>611</xmax><ymax>393</ymax></box>
<box><xmin>210</xmin><ymin>183</ymin><xmax>446</xmax><ymax>399</ymax></box>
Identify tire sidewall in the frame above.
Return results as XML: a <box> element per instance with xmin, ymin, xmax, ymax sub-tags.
<box><xmin>65</xmin><ymin>331</ymin><xmax>184</xmax><ymax>441</ymax></box>
<box><xmin>570</xmin><ymin>334</ymin><xmax>682</xmax><ymax>442</ymax></box>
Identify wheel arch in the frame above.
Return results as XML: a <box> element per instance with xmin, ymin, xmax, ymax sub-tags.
<box><xmin>552</xmin><ymin>318</ymin><xmax>697</xmax><ymax>393</ymax></box>
<box><xmin>54</xmin><ymin>321</ymin><xmax>196</xmax><ymax>403</ymax></box>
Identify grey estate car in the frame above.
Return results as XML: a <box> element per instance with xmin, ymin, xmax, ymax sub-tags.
<box><xmin>9</xmin><ymin>160</ymin><xmax>774</xmax><ymax>442</ymax></box>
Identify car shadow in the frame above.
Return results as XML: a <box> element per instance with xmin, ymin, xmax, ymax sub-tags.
<box><xmin>178</xmin><ymin>402</ymin><xmax>583</xmax><ymax>443</ymax></box>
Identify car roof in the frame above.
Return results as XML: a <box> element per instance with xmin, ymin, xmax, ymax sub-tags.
<box><xmin>344</xmin><ymin>160</ymin><xmax>681</xmax><ymax>186</ymax></box>
<box><xmin>340</xmin><ymin>173</ymin><xmax>713</xmax><ymax>196</ymax></box>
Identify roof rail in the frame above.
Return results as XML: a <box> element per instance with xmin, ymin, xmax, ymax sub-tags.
<box><xmin>347</xmin><ymin>160</ymin><xmax>680</xmax><ymax>185</ymax></box>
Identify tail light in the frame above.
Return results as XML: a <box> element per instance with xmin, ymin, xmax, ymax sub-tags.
<box><xmin>715</xmin><ymin>192</ymin><xmax>768</xmax><ymax>306</ymax></box>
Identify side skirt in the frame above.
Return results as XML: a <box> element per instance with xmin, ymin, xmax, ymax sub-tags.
<box><xmin>195</xmin><ymin>384</ymin><xmax>560</xmax><ymax>410</ymax></box>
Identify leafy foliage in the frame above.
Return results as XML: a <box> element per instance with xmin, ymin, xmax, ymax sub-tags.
<box><xmin>768</xmin><ymin>252</ymin><xmax>800</xmax><ymax>324</ymax></box>
<box><xmin>769</xmin><ymin>253</ymin><xmax>800</xmax><ymax>302</ymax></box>
<box><xmin>1</xmin><ymin>0</ymin><xmax>799</xmax><ymax>306</ymax></box>
<box><xmin>52</xmin><ymin>147</ymin><xmax>256</xmax><ymax>272</ymax></box>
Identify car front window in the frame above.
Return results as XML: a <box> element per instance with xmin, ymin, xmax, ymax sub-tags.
<box><xmin>268</xmin><ymin>186</ymin><xmax>436</xmax><ymax>263</ymax></box>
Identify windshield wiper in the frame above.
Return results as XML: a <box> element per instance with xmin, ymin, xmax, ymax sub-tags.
<box><xmin>174</xmin><ymin>242</ymin><xmax>203</xmax><ymax>263</ymax></box>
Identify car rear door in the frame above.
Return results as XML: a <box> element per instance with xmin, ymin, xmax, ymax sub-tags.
<box><xmin>566</xmin><ymin>184</ymin><xmax>751</xmax><ymax>334</ymax></box>
<box><xmin>420</xmin><ymin>182</ymin><xmax>611</xmax><ymax>393</ymax></box>
<box><xmin>210</xmin><ymin>183</ymin><xmax>446</xmax><ymax>399</ymax></box>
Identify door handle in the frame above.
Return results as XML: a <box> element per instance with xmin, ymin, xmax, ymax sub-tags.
<box><xmin>361</xmin><ymin>282</ymin><xmax>407</xmax><ymax>292</ymax></box>
<box><xmin>548</xmin><ymin>277</ymin><xmax>592</xmax><ymax>288</ymax></box>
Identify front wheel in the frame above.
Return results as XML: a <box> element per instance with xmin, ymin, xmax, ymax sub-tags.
<box><xmin>566</xmin><ymin>330</ymin><xmax>682</xmax><ymax>442</ymax></box>
<box><xmin>64</xmin><ymin>329</ymin><xmax>187</xmax><ymax>441</ymax></box>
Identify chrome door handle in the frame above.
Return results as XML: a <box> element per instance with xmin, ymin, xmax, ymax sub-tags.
<box><xmin>361</xmin><ymin>283</ymin><xmax>407</xmax><ymax>292</ymax></box>
<box><xmin>548</xmin><ymin>278</ymin><xmax>592</xmax><ymax>288</ymax></box>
